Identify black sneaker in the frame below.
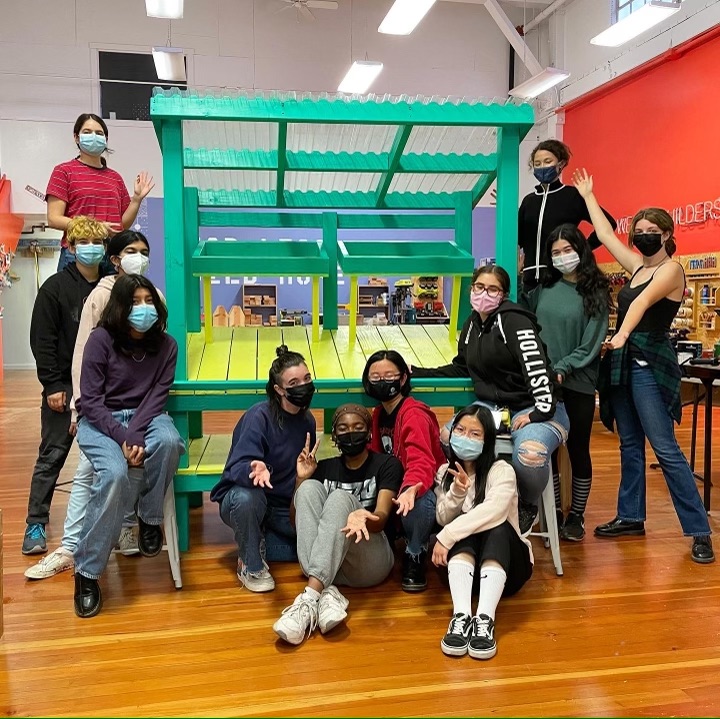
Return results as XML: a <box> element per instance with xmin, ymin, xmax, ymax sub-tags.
<box><xmin>518</xmin><ymin>501</ymin><xmax>538</xmax><ymax>537</ymax></box>
<box><xmin>691</xmin><ymin>536</ymin><xmax>715</xmax><ymax>564</ymax></box>
<box><xmin>401</xmin><ymin>551</ymin><xmax>427</xmax><ymax>593</ymax></box>
<box><xmin>441</xmin><ymin>613</ymin><xmax>472</xmax><ymax>656</ymax></box>
<box><xmin>560</xmin><ymin>511</ymin><xmax>585</xmax><ymax>542</ymax></box>
<box><xmin>22</xmin><ymin>523</ymin><xmax>47</xmax><ymax>555</ymax></box>
<box><xmin>468</xmin><ymin>614</ymin><xmax>497</xmax><ymax>660</ymax></box>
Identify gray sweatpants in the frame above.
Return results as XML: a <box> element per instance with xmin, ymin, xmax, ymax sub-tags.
<box><xmin>294</xmin><ymin>480</ymin><xmax>395</xmax><ymax>589</ymax></box>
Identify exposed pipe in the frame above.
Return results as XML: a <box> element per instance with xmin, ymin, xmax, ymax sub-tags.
<box><xmin>523</xmin><ymin>0</ymin><xmax>571</xmax><ymax>33</ymax></box>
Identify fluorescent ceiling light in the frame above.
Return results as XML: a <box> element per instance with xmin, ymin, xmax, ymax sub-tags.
<box><xmin>152</xmin><ymin>47</ymin><xmax>187</xmax><ymax>82</ymax></box>
<box><xmin>590</xmin><ymin>0</ymin><xmax>681</xmax><ymax>47</ymax></box>
<box><xmin>378</xmin><ymin>0</ymin><xmax>437</xmax><ymax>35</ymax></box>
<box><xmin>146</xmin><ymin>0</ymin><xmax>184</xmax><ymax>19</ymax></box>
<box><xmin>338</xmin><ymin>61</ymin><xmax>384</xmax><ymax>94</ymax></box>
<box><xmin>509</xmin><ymin>67</ymin><xmax>570</xmax><ymax>99</ymax></box>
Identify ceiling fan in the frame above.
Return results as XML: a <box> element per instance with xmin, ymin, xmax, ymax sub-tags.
<box><xmin>276</xmin><ymin>0</ymin><xmax>339</xmax><ymax>22</ymax></box>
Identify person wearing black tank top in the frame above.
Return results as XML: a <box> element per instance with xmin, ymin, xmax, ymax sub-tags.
<box><xmin>572</xmin><ymin>169</ymin><xmax>713</xmax><ymax>565</ymax></box>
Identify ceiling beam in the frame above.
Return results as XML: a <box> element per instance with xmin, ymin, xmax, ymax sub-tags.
<box><xmin>441</xmin><ymin>0</ymin><xmax>555</xmax><ymax>7</ymax></box>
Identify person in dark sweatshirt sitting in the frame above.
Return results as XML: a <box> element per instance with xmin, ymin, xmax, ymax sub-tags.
<box><xmin>211</xmin><ymin>345</ymin><xmax>317</xmax><ymax>593</ymax></box>
<box><xmin>413</xmin><ymin>265</ymin><xmax>569</xmax><ymax>536</ymax></box>
<box><xmin>23</xmin><ymin>215</ymin><xmax>108</xmax><ymax>556</ymax></box>
<box><xmin>73</xmin><ymin>274</ymin><xmax>185</xmax><ymax>618</ymax></box>
<box><xmin>519</xmin><ymin>139</ymin><xmax>616</xmax><ymax>291</ymax></box>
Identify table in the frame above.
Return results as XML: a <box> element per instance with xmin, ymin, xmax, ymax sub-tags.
<box><xmin>681</xmin><ymin>363</ymin><xmax>720</xmax><ymax>512</ymax></box>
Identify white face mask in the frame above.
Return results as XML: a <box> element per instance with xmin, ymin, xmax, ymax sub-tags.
<box><xmin>120</xmin><ymin>253</ymin><xmax>150</xmax><ymax>276</ymax></box>
<box><xmin>552</xmin><ymin>251</ymin><xmax>580</xmax><ymax>275</ymax></box>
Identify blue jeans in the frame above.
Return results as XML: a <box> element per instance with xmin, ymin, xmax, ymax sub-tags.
<box><xmin>611</xmin><ymin>363</ymin><xmax>710</xmax><ymax>537</ymax></box>
<box><xmin>57</xmin><ymin>246</ymin><xmax>75</xmax><ymax>271</ymax></box>
<box><xmin>445</xmin><ymin>401</ymin><xmax>569</xmax><ymax>505</ymax></box>
<box><xmin>219</xmin><ymin>486</ymin><xmax>297</xmax><ymax>573</ymax></box>
<box><xmin>401</xmin><ymin>488</ymin><xmax>437</xmax><ymax>557</ymax></box>
<box><xmin>74</xmin><ymin>411</ymin><xmax>185</xmax><ymax>579</ymax></box>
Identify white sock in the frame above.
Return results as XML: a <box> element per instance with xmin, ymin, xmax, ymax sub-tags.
<box><xmin>303</xmin><ymin>586</ymin><xmax>321</xmax><ymax>602</ymax></box>
<box><xmin>447</xmin><ymin>558</ymin><xmax>475</xmax><ymax>617</ymax></box>
<box><xmin>475</xmin><ymin>565</ymin><xmax>507</xmax><ymax>620</ymax></box>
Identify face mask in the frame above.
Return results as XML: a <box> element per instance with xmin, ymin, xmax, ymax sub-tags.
<box><xmin>470</xmin><ymin>291</ymin><xmax>503</xmax><ymax>315</ymax></box>
<box><xmin>78</xmin><ymin>133</ymin><xmax>107</xmax><ymax>156</ymax></box>
<box><xmin>533</xmin><ymin>165</ymin><xmax>560</xmax><ymax>184</ymax></box>
<box><xmin>365</xmin><ymin>378</ymin><xmax>403</xmax><ymax>402</ymax></box>
<box><xmin>128</xmin><ymin>304</ymin><xmax>158</xmax><ymax>333</ymax></box>
<box><xmin>284</xmin><ymin>381</ymin><xmax>315</xmax><ymax>408</ymax></box>
<box><xmin>552</xmin><ymin>251</ymin><xmax>580</xmax><ymax>275</ymax></box>
<box><xmin>120</xmin><ymin>253</ymin><xmax>150</xmax><ymax>276</ymax></box>
<box><xmin>74</xmin><ymin>244</ymin><xmax>105</xmax><ymax>267</ymax></box>
<box><xmin>335</xmin><ymin>430</ymin><xmax>370</xmax><ymax>457</ymax></box>
<box><xmin>450</xmin><ymin>434</ymin><xmax>485</xmax><ymax>461</ymax></box>
<box><xmin>633</xmin><ymin>232</ymin><xmax>664</xmax><ymax>257</ymax></box>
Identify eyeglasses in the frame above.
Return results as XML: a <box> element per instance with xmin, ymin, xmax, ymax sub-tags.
<box><xmin>470</xmin><ymin>283</ymin><xmax>503</xmax><ymax>297</ymax></box>
<box><xmin>369</xmin><ymin>373</ymin><xmax>401</xmax><ymax>382</ymax></box>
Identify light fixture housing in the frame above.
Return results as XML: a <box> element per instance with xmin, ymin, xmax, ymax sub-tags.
<box><xmin>152</xmin><ymin>47</ymin><xmax>187</xmax><ymax>82</ymax></box>
<box><xmin>338</xmin><ymin>61</ymin><xmax>384</xmax><ymax>94</ymax></box>
<box><xmin>378</xmin><ymin>0</ymin><xmax>437</xmax><ymax>35</ymax></box>
<box><xmin>509</xmin><ymin>67</ymin><xmax>570</xmax><ymax>99</ymax></box>
<box><xmin>145</xmin><ymin>0</ymin><xmax>184</xmax><ymax>19</ymax></box>
<box><xmin>590</xmin><ymin>0</ymin><xmax>682</xmax><ymax>47</ymax></box>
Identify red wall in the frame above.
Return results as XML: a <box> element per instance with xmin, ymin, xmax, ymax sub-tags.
<box><xmin>563</xmin><ymin>26</ymin><xmax>720</xmax><ymax>263</ymax></box>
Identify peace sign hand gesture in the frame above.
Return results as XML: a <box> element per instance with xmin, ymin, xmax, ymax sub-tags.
<box><xmin>296</xmin><ymin>432</ymin><xmax>321</xmax><ymax>480</ymax></box>
<box><xmin>447</xmin><ymin>462</ymin><xmax>471</xmax><ymax>494</ymax></box>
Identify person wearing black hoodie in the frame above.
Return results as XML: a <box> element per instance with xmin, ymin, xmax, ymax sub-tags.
<box><xmin>519</xmin><ymin>139</ymin><xmax>616</xmax><ymax>291</ymax></box>
<box><xmin>413</xmin><ymin>265</ymin><xmax>569</xmax><ymax>536</ymax></box>
<box><xmin>23</xmin><ymin>216</ymin><xmax>108</xmax><ymax>556</ymax></box>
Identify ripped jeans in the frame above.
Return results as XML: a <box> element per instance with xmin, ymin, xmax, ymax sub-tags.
<box><xmin>444</xmin><ymin>402</ymin><xmax>569</xmax><ymax>505</ymax></box>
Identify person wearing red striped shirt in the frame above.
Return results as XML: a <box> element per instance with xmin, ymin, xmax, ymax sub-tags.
<box><xmin>46</xmin><ymin>113</ymin><xmax>154</xmax><ymax>271</ymax></box>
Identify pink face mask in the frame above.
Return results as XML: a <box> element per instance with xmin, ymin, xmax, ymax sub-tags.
<box><xmin>471</xmin><ymin>291</ymin><xmax>504</xmax><ymax>314</ymax></box>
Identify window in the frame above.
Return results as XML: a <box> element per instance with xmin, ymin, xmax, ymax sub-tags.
<box><xmin>99</xmin><ymin>51</ymin><xmax>186</xmax><ymax>121</ymax></box>
<box><xmin>613</xmin><ymin>0</ymin><xmax>651</xmax><ymax>22</ymax></box>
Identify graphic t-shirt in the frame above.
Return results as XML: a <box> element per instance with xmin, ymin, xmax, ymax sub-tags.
<box><xmin>311</xmin><ymin>451</ymin><xmax>403</xmax><ymax>511</ymax></box>
<box><xmin>377</xmin><ymin>398</ymin><xmax>406</xmax><ymax>456</ymax></box>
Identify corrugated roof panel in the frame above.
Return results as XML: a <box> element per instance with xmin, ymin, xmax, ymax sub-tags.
<box><xmin>404</xmin><ymin>126</ymin><xmax>497</xmax><ymax>156</ymax></box>
<box><xmin>287</xmin><ymin>123</ymin><xmax>396</xmax><ymax>154</ymax></box>
<box><xmin>285</xmin><ymin>172</ymin><xmax>381</xmax><ymax>194</ymax></box>
<box><xmin>185</xmin><ymin>169</ymin><xmax>275</xmax><ymax>192</ymax></box>
<box><xmin>389</xmin><ymin>174</ymin><xmax>479</xmax><ymax>195</ymax></box>
<box><xmin>183</xmin><ymin>120</ymin><xmax>277</xmax><ymax>151</ymax></box>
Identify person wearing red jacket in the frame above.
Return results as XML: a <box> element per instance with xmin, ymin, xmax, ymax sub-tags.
<box><xmin>363</xmin><ymin>350</ymin><xmax>445</xmax><ymax>593</ymax></box>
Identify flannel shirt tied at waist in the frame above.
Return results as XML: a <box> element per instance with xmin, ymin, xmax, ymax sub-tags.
<box><xmin>598</xmin><ymin>331</ymin><xmax>682</xmax><ymax>432</ymax></box>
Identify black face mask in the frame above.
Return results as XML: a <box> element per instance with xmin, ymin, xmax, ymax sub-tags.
<box><xmin>365</xmin><ymin>378</ymin><xmax>403</xmax><ymax>402</ymax></box>
<box><xmin>335</xmin><ymin>430</ymin><xmax>370</xmax><ymax>457</ymax></box>
<box><xmin>284</xmin><ymin>381</ymin><xmax>315</xmax><ymax>408</ymax></box>
<box><xmin>633</xmin><ymin>232</ymin><xmax>664</xmax><ymax>257</ymax></box>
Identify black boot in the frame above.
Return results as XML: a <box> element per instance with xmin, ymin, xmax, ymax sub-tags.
<box><xmin>691</xmin><ymin>536</ymin><xmax>715</xmax><ymax>564</ymax></box>
<box><xmin>138</xmin><ymin>518</ymin><xmax>163</xmax><ymax>557</ymax></box>
<box><xmin>401</xmin><ymin>551</ymin><xmax>427</xmax><ymax>593</ymax></box>
<box><xmin>74</xmin><ymin>574</ymin><xmax>102</xmax><ymax>618</ymax></box>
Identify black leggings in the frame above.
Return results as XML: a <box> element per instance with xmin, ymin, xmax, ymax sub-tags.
<box><xmin>562</xmin><ymin>387</ymin><xmax>596</xmax><ymax>479</ymax></box>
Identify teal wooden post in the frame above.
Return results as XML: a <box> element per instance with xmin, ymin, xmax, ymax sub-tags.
<box><xmin>188</xmin><ymin>411</ymin><xmax>203</xmax><ymax>439</ymax></box>
<box><xmin>322</xmin><ymin>212</ymin><xmax>338</xmax><ymax>331</ymax></box>
<box><xmin>162</xmin><ymin>120</ymin><xmax>188</xmax><ymax>378</ymax></box>
<box><xmin>184</xmin><ymin>187</ymin><xmax>201</xmax><ymax>333</ymax></box>
<box><xmin>454</xmin><ymin>191</ymin><xmax>474</xmax><ymax>332</ymax></box>
<box><xmin>496</xmin><ymin>126</ymin><xmax>520</xmax><ymax>300</ymax></box>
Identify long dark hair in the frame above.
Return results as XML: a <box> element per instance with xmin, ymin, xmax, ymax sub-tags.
<box><xmin>99</xmin><ymin>274</ymin><xmax>168</xmax><ymax>354</ymax></box>
<box><xmin>105</xmin><ymin>230</ymin><xmax>150</xmax><ymax>276</ymax></box>
<box><xmin>362</xmin><ymin>350</ymin><xmax>412</xmax><ymax>397</ymax></box>
<box><xmin>542</xmin><ymin>223</ymin><xmax>612</xmax><ymax>318</ymax></box>
<box><xmin>73</xmin><ymin>113</ymin><xmax>112</xmax><ymax>164</ymax></box>
<box><xmin>266</xmin><ymin>344</ymin><xmax>309</xmax><ymax>426</ymax></box>
<box><xmin>442</xmin><ymin>405</ymin><xmax>498</xmax><ymax>508</ymax></box>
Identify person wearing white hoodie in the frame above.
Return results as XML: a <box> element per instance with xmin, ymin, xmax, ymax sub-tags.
<box><xmin>25</xmin><ymin>230</ymin><xmax>154</xmax><ymax>580</ymax></box>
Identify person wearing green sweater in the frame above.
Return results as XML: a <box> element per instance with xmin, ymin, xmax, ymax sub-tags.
<box><xmin>523</xmin><ymin>223</ymin><xmax>611</xmax><ymax>541</ymax></box>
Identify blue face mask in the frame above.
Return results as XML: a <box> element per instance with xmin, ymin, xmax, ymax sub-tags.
<box><xmin>533</xmin><ymin>165</ymin><xmax>560</xmax><ymax>184</ymax></box>
<box><xmin>74</xmin><ymin>243</ymin><xmax>105</xmax><ymax>267</ymax></box>
<box><xmin>450</xmin><ymin>434</ymin><xmax>485</xmax><ymax>461</ymax></box>
<box><xmin>128</xmin><ymin>304</ymin><xmax>158</xmax><ymax>333</ymax></box>
<box><xmin>78</xmin><ymin>133</ymin><xmax>107</xmax><ymax>156</ymax></box>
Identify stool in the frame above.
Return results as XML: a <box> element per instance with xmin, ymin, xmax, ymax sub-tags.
<box><xmin>163</xmin><ymin>480</ymin><xmax>183</xmax><ymax>589</ymax></box>
<box><xmin>496</xmin><ymin>436</ymin><xmax>563</xmax><ymax>577</ymax></box>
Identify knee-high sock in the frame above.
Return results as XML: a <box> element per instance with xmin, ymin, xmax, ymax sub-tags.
<box><xmin>447</xmin><ymin>557</ymin><xmax>475</xmax><ymax>617</ymax></box>
<box><xmin>476</xmin><ymin>565</ymin><xmax>506</xmax><ymax>620</ymax></box>
<box><xmin>570</xmin><ymin>476</ymin><xmax>592</xmax><ymax>515</ymax></box>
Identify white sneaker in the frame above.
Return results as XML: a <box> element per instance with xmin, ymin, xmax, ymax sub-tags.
<box><xmin>115</xmin><ymin>527</ymin><xmax>140</xmax><ymax>556</ymax></box>
<box><xmin>24</xmin><ymin>547</ymin><xmax>74</xmax><ymax>580</ymax></box>
<box><xmin>273</xmin><ymin>592</ymin><xmax>319</xmax><ymax>645</ymax></box>
<box><xmin>318</xmin><ymin>585</ymin><xmax>349</xmax><ymax>634</ymax></box>
<box><xmin>237</xmin><ymin>559</ymin><xmax>275</xmax><ymax>592</ymax></box>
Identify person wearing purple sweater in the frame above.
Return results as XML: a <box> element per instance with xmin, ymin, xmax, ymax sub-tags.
<box><xmin>211</xmin><ymin>345</ymin><xmax>317</xmax><ymax>593</ymax></box>
<box><xmin>73</xmin><ymin>275</ymin><xmax>185</xmax><ymax>618</ymax></box>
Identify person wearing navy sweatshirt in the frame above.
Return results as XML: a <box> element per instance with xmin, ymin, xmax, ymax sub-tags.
<box><xmin>73</xmin><ymin>275</ymin><xmax>185</xmax><ymax>618</ymax></box>
<box><xmin>211</xmin><ymin>345</ymin><xmax>317</xmax><ymax>593</ymax></box>
<box><xmin>519</xmin><ymin>139</ymin><xmax>616</xmax><ymax>291</ymax></box>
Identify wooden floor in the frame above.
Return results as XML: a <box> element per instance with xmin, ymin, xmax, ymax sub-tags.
<box><xmin>1</xmin><ymin>370</ymin><xmax>719</xmax><ymax>718</ymax></box>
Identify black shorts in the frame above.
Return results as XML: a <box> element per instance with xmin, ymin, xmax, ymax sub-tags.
<box><xmin>448</xmin><ymin>521</ymin><xmax>533</xmax><ymax>597</ymax></box>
